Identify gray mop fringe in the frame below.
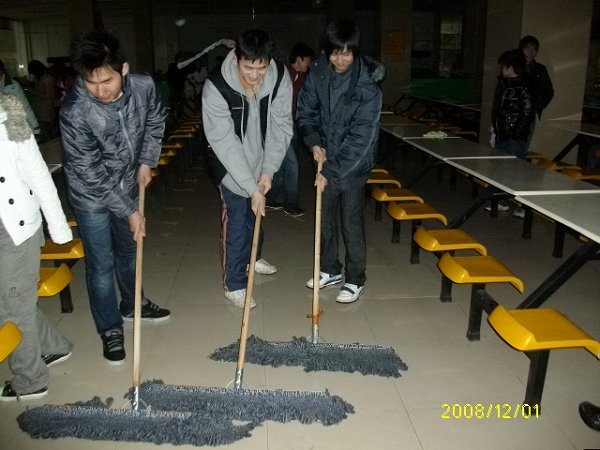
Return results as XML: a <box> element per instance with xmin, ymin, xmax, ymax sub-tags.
<box><xmin>17</xmin><ymin>396</ymin><xmax>255</xmax><ymax>446</ymax></box>
<box><xmin>210</xmin><ymin>335</ymin><xmax>408</xmax><ymax>377</ymax></box>
<box><xmin>127</xmin><ymin>379</ymin><xmax>354</xmax><ymax>425</ymax></box>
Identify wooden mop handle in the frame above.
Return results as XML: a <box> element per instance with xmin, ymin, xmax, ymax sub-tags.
<box><xmin>312</xmin><ymin>161</ymin><xmax>323</xmax><ymax>326</ymax></box>
<box><xmin>235</xmin><ymin>209</ymin><xmax>262</xmax><ymax>384</ymax></box>
<box><xmin>132</xmin><ymin>185</ymin><xmax>145</xmax><ymax>388</ymax></box>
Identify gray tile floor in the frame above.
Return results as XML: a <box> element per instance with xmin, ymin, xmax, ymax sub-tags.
<box><xmin>1</xmin><ymin>143</ymin><xmax>599</xmax><ymax>449</ymax></box>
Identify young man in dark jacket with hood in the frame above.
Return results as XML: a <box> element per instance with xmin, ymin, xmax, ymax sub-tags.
<box><xmin>297</xmin><ymin>21</ymin><xmax>382</xmax><ymax>304</ymax></box>
<box><xmin>60</xmin><ymin>31</ymin><xmax>170</xmax><ymax>365</ymax></box>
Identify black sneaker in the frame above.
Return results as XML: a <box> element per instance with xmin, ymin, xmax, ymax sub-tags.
<box><xmin>266</xmin><ymin>200</ymin><xmax>284</xmax><ymax>210</ymax></box>
<box><xmin>101</xmin><ymin>329</ymin><xmax>126</xmax><ymax>365</ymax></box>
<box><xmin>283</xmin><ymin>205</ymin><xmax>305</xmax><ymax>218</ymax></box>
<box><xmin>0</xmin><ymin>382</ymin><xmax>48</xmax><ymax>402</ymax></box>
<box><xmin>123</xmin><ymin>299</ymin><xmax>170</xmax><ymax>322</ymax></box>
<box><xmin>42</xmin><ymin>352</ymin><xmax>72</xmax><ymax>368</ymax></box>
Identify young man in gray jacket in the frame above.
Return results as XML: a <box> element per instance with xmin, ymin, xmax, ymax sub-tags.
<box><xmin>202</xmin><ymin>29</ymin><xmax>293</xmax><ymax>308</ymax></box>
<box><xmin>60</xmin><ymin>31</ymin><xmax>170</xmax><ymax>365</ymax></box>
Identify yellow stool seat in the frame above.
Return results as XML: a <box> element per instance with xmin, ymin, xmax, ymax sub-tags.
<box><xmin>162</xmin><ymin>142</ymin><xmax>183</xmax><ymax>149</ymax></box>
<box><xmin>158</xmin><ymin>155</ymin><xmax>171</xmax><ymax>166</ymax></box>
<box><xmin>438</xmin><ymin>253</ymin><xmax>524</xmax><ymax>292</ymax></box>
<box><xmin>67</xmin><ymin>218</ymin><xmax>78</xmax><ymax>228</ymax></box>
<box><xmin>0</xmin><ymin>322</ymin><xmax>22</xmax><ymax>363</ymax></box>
<box><xmin>169</xmin><ymin>133</ymin><xmax>194</xmax><ymax>140</ymax></box>
<box><xmin>366</xmin><ymin>173</ymin><xmax>401</xmax><ymax>188</ymax></box>
<box><xmin>38</xmin><ymin>264</ymin><xmax>73</xmax><ymax>297</ymax></box>
<box><xmin>387</xmin><ymin>202</ymin><xmax>448</xmax><ymax>225</ymax></box>
<box><xmin>413</xmin><ymin>228</ymin><xmax>487</xmax><ymax>255</ymax></box>
<box><xmin>40</xmin><ymin>239</ymin><xmax>85</xmax><ymax>261</ymax></box>
<box><xmin>488</xmin><ymin>306</ymin><xmax>600</xmax><ymax>356</ymax></box>
<box><xmin>371</xmin><ymin>186</ymin><xmax>424</xmax><ymax>203</ymax></box>
<box><xmin>370</xmin><ymin>167</ymin><xmax>389</xmax><ymax>174</ymax></box>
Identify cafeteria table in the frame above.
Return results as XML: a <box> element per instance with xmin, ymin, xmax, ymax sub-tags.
<box><xmin>513</xmin><ymin>193</ymin><xmax>600</xmax><ymax>309</ymax></box>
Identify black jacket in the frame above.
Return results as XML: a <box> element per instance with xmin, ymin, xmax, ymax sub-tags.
<box><xmin>60</xmin><ymin>74</ymin><xmax>166</xmax><ymax>218</ymax></box>
<box><xmin>527</xmin><ymin>61</ymin><xmax>554</xmax><ymax>119</ymax></box>
<box><xmin>491</xmin><ymin>76</ymin><xmax>534</xmax><ymax>142</ymax></box>
<box><xmin>297</xmin><ymin>54</ymin><xmax>382</xmax><ymax>189</ymax></box>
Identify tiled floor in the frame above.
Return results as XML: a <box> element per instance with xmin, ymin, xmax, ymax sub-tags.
<box><xmin>1</xmin><ymin>143</ymin><xmax>599</xmax><ymax>450</ymax></box>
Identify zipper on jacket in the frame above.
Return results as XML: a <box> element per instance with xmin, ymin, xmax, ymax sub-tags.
<box><xmin>117</xmin><ymin>108</ymin><xmax>136</xmax><ymax>188</ymax></box>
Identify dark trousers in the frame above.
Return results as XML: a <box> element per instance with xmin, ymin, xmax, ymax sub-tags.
<box><xmin>320</xmin><ymin>178</ymin><xmax>367</xmax><ymax>287</ymax></box>
<box><xmin>219</xmin><ymin>185</ymin><xmax>264</xmax><ymax>292</ymax></box>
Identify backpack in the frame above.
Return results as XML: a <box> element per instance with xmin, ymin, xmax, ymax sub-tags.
<box><xmin>206</xmin><ymin>61</ymin><xmax>285</xmax><ymax>185</ymax></box>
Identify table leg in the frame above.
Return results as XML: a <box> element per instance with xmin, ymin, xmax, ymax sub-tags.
<box><xmin>517</xmin><ymin>240</ymin><xmax>600</xmax><ymax>309</ymax></box>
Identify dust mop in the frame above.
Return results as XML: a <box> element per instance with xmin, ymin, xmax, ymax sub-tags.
<box><xmin>19</xmin><ymin>188</ymin><xmax>353</xmax><ymax>444</ymax></box>
<box><xmin>18</xmin><ymin>186</ymin><xmax>257</xmax><ymax>446</ymax></box>
<box><xmin>210</xmin><ymin>162</ymin><xmax>408</xmax><ymax>377</ymax></box>
<box><xmin>129</xmin><ymin>209</ymin><xmax>354</xmax><ymax>425</ymax></box>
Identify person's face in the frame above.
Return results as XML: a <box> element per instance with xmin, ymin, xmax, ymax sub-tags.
<box><xmin>329</xmin><ymin>47</ymin><xmax>354</xmax><ymax>74</ymax></box>
<box><xmin>84</xmin><ymin>63</ymin><xmax>128</xmax><ymax>103</ymax></box>
<box><xmin>237</xmin><ymin>57</ymin><xmax>269</xmax><ymax>88</ymax></box>
<box><xmin>521</xmin><ymin>44</ymin><xmax>538</xmax><ymax>65</ymax></box>
<box><xmin>295</xmin><ymin>56</ymin><xmax>312</xmax><ymax>73</ymax></box>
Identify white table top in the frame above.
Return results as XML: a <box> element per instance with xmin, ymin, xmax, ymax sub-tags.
<box><xmin>380</xmin><ymin>115</ymin><xmax>421</xmax><ymax>126</ymax></box>
<box><xmin>515</xmin><ymin>194</ymin><xmax>600</xmax><ymax>243</ymax></box>
<box><xmin>546</xmin><ymin>119</ymin><xmax>600</xmax><ymax>138</ymax></box>
<box><xmin>444</xmin><ymin>158</ymin><xmax>600</xmax><ymax>195</ymax></box>
<box><xmin>404</xmin><ymin>137</ymin><xmax>515</xmax><ymax>160</ymax></box>
<box><xmin>381</xmin><ymin>123</ymin><xmax>444</xmax><ymax>139</ymax></box>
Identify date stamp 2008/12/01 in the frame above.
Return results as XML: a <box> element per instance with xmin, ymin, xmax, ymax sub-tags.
<box><xmin>441</xmin><ymin>403</ymin><xmax>540</xmax><ymax>420</ymax></box>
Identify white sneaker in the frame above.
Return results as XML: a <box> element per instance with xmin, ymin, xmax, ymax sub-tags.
<box><xmin>305</xmin><ymin>272</ymin><xmax>343</xmax><ymax>289</ymax></box>
<box><xmin>484</xmin><ymin>202</ymin><xmax>510</xmax><ymax>212</ymax></box>
<box><xmin>254</xmin><ymin>259</ymin><xmax>278</xmax><ymax>275</ymax></box>
<box><xmin>336</xmin><ymin>283</ymin><xmax>365</xmax><ymax>303</ymax></box>
<box><xmin>225</xmin><ymin>289</ymin><xmax>257</xmax><ymax>309</ymax></box>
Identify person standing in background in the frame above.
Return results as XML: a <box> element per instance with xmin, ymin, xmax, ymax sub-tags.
<box><xmin>267</xmin><ymin>43</ymin><xmax>315</xmax><ymax>218</ymax></box>
<box><xmin>27</xmin><ymin>60</ymin><xmax>57</xmax><ymax>142</ymax></box>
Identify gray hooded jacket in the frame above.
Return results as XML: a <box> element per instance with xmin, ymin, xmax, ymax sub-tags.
<box><xmin>201</xmin><ymin>50</ymin><xmax>293</xmax><ymax>198</ymax></box>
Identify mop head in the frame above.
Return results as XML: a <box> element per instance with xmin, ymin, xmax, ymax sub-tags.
<box><xmin>17</xmin><ymin>396</ymin><xmax>256</xmax><ymax>446</ymax></box>
<box><xmin>210</xmin><ymin>335</ymin><xmax>408</xmax><ymax>377</ymax></box>
<box><xmin>128</xmin><ymin>379</ymin><xmax>354</xmax><ymax>425</ymax></box>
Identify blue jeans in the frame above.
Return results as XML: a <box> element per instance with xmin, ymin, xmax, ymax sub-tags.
<box><xmin>74</xmin><ymin>208</ymin><xmax>137</xmax><ymax>334</ymax></box>
<box><xmin>219</xmin><ymin>185</ymin><xmax>264</xmax><ymax>292</ymax></box>
<box><xmin>270</xmin><ymin>135</ymin><xmax>300</xmax><ymax>207</ymax></box>
<box><xmin>496</xmin><ymin>139</ymin><xmax>527</xmax><ymax>159</ymax></box>
<box><xmin>320</xmin><ymin>177</ymin><xmax>367</xmax><ymax>286</ymax></box>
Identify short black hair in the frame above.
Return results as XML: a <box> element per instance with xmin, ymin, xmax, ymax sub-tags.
<box><xmin>71</xmin><ymin>31</ymin><xmax>127</xmax><ymax>79</ymax></box>
<box><xmin>288</xmin><ymin>43</ymin><xmax>315</xmax><ymax>64</ymax></box>
<box><xmin>519</xmin><ymin>35</ymin><xmax>540</xmax><ymax>51</ymax></box>
<box><xmin>27</xmin><ymin>60</ymin><xmax>47</xmax><ymax>78</ymax></box>
<box><xmin>235</xmin><ymin>29</ymin><xmax>274</xmax><ymax>63</ymax></box>
<box><xmin>323</xmin><ymin>21</ymin><xmax>361</xmax><ymax>58</ymax></box>
<box><xmin>498</xmin><ymin>49</ymin><xmax>527</xmax><ymax>76</ymax></box>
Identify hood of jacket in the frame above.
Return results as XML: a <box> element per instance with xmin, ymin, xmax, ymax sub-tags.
<box><xmin>220</xmin><ymin>49</ymin><xmax>279</xmax><ymax>101</ymax></box>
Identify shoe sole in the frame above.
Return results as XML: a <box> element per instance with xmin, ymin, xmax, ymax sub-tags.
<box><xmin>225</xmin><ymin>299</ymin><xmax>257</xmax><ymax>309</ymax></box>
<box><xmin>0</xmin><ymin>389</ymin><xmax>49</xmax><ymax>402</ymax></box>
<box><xmin>123</xmin><ymin>315</ymin><xmax>171</xmax><ymax>322</ymax></box>
<box><xmin>45</xmin><ymin>352</ymin><xmax>72</xmax><ymax>368</ymax></box>
<box><xmin>255</xmin><ymin>269</ymin><xmax>277</xmax><ymax>275</ymax></box>
<box><xmin>283</xmin><ymin>211</ymin><xmax>305</xmax><ymax>218</ymax></box>
<box><xmin>104</xmin><ymin>357</ymin><xmax>126</xmax><ymax>366</ymax></box>
<box><xmin>305</xmin><ymin>277</ymin><xmax>343</xmax><ymax>289</ymax></box>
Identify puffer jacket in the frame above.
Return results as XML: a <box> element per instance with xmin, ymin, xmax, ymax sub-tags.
<box><xmin>60</xmin><ymin>73</ymin><xmax>166</xmax><ymax>218</ymax></box>
<box><xmin>0</xmin><ymin>94</ymin><xmax>71</xmax><ymax>246</ymax></box>
<box><xmin>491</xmin><ymin>76</ymin><xmax>534</xmax><ymax>142</ymax></box>
<box><xmin>296</xmin><ymin>54</ymin><xmax>382</xmax><ymax>189</ymax></box>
